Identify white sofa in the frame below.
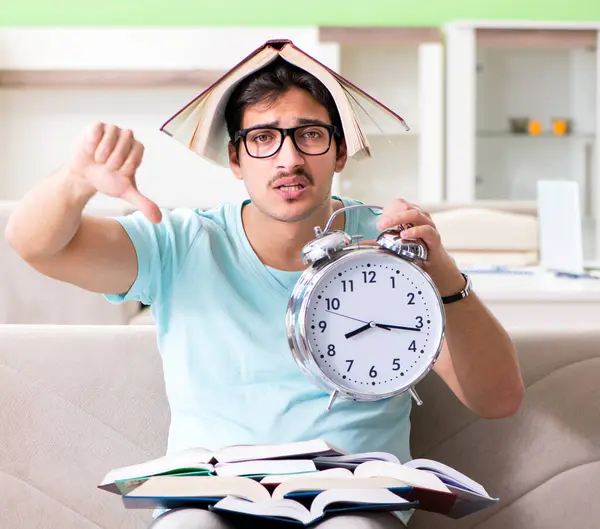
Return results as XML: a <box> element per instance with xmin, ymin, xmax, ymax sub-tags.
<box><xmin>1</xmin><ymin>324</ymin><xmax>599</xmax><ymax>528</ymax></box>
<box><xmin>0</xmin><ymin>202</ymin><xmax>141</xmax><ymax>324</ymax></box>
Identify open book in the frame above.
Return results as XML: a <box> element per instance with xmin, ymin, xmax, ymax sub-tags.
<box><xmin>120</xmin><ymin>459</ymin><xmax>497</xmax><ymax>519</ymax></box>
<box><xmin>99</xmin><ymin>439</ymin><xmax>344</xmax><ymax>494</ymax></box>
<box><xmin>210</xmin><ymin>488</ymin><xmax>416</xmax><ymax>526</ymax></box>
<box><xmin>160</xmin><ymin>39</ymin><xmax>410</xmax><ymax>167</ymax></box>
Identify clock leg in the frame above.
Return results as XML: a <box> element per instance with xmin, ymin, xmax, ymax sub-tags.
<box><xmin>325</xmin><ymin>390</ymin><xmax>339</xmax><ymax>412</ymax></box>
<box><xmin>410</xmin><ymin>388</ymin><xmax>423</xmax><ymax>406</ymax></box>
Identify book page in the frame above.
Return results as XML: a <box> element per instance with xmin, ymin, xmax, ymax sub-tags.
<box><xmin>260</xmin><ymin>468</ymin><xmax>353</xmax><ymax>486</ymax></box>
<box><xmin>354</xmin><ymin>461</ymin><xmax>450</xmax><ymax>493</ymax></box>
<box><xmin>310</xmin><ymin>487</ymin><xmax>413</xmax><ymax>518</ymax></box>
<box><xmin>403</xmin><ymin>459</ymin><xmax>489</xmax><ymax>497</ymax></box>
<box><xmin>215</xmin><ymin>439</ymin><xmax>345</xmax><ymax>464</ymax></box>
<box><xmin>99</xmin><ymin>447</ymin><xmax>214</xmax><ymax>487</ymax></box>
<box><xmin>215</xmin><ymin>459</ymin><xmax>317</xmax><ymax>477</ymax></box>
<box><xmin>272</xmin><ymin>476</ymin><xmax>409</xmax><ymax>501</ymax></box>
<box><xmin>313</xmin><ymin>451</ymin><xmax>400</xmax><ymax>468</ymax></box>
<box><xmin>125</xmin><ymin>475</ymin><xmax>272</xmax><ymax>504</ymax></box>
<box><xmin>212</xmin><ymin>496</ymin><xmax>313</xmax><ymax>525</ymax></box>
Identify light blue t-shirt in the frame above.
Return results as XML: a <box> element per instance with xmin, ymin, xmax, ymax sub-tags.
<box><xmin>105</xmin><ymin>196</ymin><xmax>413</xmax><ymax>519</ymax></box>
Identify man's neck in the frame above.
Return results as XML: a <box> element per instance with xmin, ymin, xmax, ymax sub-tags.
<box><xmin>242</xmin><ymin>198</ymin><xmax>345</xmax><ymax>272</ymax></box>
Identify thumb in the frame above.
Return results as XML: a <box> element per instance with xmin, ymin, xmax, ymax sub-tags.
<box><xmin>121</xmin><ymin>186</ymin><xmax>162</xmax><ymax>224</ymax></box>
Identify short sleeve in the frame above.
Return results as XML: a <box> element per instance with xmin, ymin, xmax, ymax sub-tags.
<box><xmin>103</xmin><ymin>208</ymin><xmax>203</xmax><ymax>306</ymax></box>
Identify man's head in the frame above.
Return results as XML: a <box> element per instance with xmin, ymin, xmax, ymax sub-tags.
<box><xmin>225</xmin><ymin>58</ymin><xmax>348</xmax><ymax>223</ymax></box>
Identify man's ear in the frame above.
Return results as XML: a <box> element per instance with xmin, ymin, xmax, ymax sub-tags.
<box><xmin>334</xmin><ymin>139</ymin><xmax>348</xmax><ymax>173</ymax></box>
<box><xmin>228</xmin><ymin>142</ymin><xmax>243</xmax><ymax>181</ymax></box>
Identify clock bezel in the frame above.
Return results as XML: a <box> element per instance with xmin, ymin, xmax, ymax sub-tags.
<box><xmin>286</xmin><ymin>246</ymin><xmax>446</xmax><ymax>401</ymax></box>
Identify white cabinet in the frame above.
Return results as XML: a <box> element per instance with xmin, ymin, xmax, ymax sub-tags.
<box><xmin>444</xmin><ymin>21</ymin><xmax>600</xmax><ymax>261</ymax></box>
<box><xmin>319</xmin><ymin>28</ymin><xmax>445</xmax><ymax>207</ymax></box>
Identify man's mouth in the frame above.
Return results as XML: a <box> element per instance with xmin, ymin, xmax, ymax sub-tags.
<box><xmin>277</xmin><ymin>184</ymin><xmax>306</xmax><ymax>192</ymax></box>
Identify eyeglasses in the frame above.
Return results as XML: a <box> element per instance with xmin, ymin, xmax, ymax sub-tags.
<box><xmin>233</xmin><ymin>124</ymin><xmax>340</xmax><ymax>159</ymax></box>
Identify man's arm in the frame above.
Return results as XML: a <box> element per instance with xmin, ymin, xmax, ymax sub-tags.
<box><xmin>377</xmin><ymin>199</ymin><xmax>525</xmax><ymax>418</ymax></box>
<box><xmin>430</xmin><ymin>271</ymin><xmax>524</xmax><ymax>419</ymax></box>
<box><xmin>4</xmin><ymin>122</ymin><xmax>162</xmax><ymax>295</ymax></box>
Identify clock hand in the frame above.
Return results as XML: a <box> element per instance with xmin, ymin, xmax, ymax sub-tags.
<box><xmin>374</xmin><ymin>323</ymin><xmax>421</xmax><ymax>332</ymax></box>
<box><xmin>345</xmin><ymin>321</ymin><xmax>392</xmax><ymax>339</ymax></box>
<box><xmin>344</xmin><ymin>323</ymin><xmax>372</xmax><ymax>339</ymax></box>
<box><xmin>324</xmin><ymin>310</ymin><xmax>368</xmax><ymax>324</ymax></box>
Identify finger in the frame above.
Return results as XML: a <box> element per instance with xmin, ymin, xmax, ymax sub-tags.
<box><xmin>400</xmin><ymin>224</ymin><xmax>440</xmax><ymax>246</ymax></box>
<box><xmin>121</xmin><ymin>186</ymin><xmax>162</xmax><ymax>224</ymax></box>
<box><xmin>81</xmin><ymin>121</ymin><xmax>105</xmax><ymax>156</ymax></box>
<box><xmin>94</xmin><ymin>124</ymin><xmax>120</xmax><ymax>164</ymax></box>
<box><xmin>377</xmin><ymin>198</ymin><xmax>415</xmax><ymax>229</ymax></box>
<box><xmin>105</xmin><ymin>128</ymin><xmax>134</xmax><ymax>171</ymax></box>
<box><xmin>119</xmin><ymin>141</ymin><xmax>144</xmax><ymax>178</ymax></box>
<box><xmin>377</xmin><ymin>208</ymin><xmax>433</xmax><ymax>230</ymax></box>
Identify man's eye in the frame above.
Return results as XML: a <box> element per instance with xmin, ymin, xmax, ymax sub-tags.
<box><xmin>250</xmin><ymin>133</ymin><xmax>275</xmax><ymax>143</ymax></box>
<box><xmin>302</xmin><ymin>129</ymin><xmax>323</xmax><ymax>139</ymax></box>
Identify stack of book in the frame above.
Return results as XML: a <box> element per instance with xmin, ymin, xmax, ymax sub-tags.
<box><xmin>99</xmin><ymin>439</ymin><xmax>498</xmax><ymax>526</ymax></box>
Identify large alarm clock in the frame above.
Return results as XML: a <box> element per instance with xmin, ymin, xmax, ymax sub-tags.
<box><xmin>286</xmin><ymin>204</ymin><xmax>445</xmax><ymax>411</ymax></box>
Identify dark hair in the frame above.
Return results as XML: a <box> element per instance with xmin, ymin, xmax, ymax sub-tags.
<box><xmin>224</xmin><ymin>58</ymin><xmax>344</xmax><ymax>154</ymax></box>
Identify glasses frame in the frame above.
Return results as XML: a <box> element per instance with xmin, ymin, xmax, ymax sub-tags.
<box><xmin>233</xmin><ymin>124</ymin><xmax>341</xmax><ymax>159</ymax></box>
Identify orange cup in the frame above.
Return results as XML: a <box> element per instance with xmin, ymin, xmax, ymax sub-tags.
<box><xmin>528</xmin><ymin>120</ymin><xmax>543</xmax><ymax>136</ymax></box>
<box><xmin>552</xmin><ymin>119</ymin><xmax>569</xmax><ymax>136</ymax></box>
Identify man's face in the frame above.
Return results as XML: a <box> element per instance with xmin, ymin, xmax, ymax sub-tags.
<box><xmin>229</xmin><ymin>87</ymin><xmax>347</xmax><ymax>223</ymax></box>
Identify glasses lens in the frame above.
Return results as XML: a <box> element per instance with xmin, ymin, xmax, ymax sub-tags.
<box><xmin>244</xmin><ymin>128</ymin><xmax>283</xmax><ymax>158</ymax></box>
<box><xmin>243</xmin><ymin>126</ymin><xmax>332</xmax><ymax>158</ymax></box>
<box><xmin>294</xmin><ymin>126</ymin><xmax>331</xmax><ymax>155</ymax></box>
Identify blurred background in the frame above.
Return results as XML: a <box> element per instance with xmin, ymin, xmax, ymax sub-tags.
<box><xmin>1</xmin><ymin>1</ymin><xmax>600</xmax><ymax>327</ymax></box>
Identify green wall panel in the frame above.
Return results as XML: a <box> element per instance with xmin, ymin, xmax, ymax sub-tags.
<box><xmin>2</xmin><ymin>0</ymin><xmax>600</xmax><ymax>27</ymax></box>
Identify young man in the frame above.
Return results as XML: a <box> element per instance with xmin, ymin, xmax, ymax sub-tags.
<box><xmin>5</xmin><ymin>58</ymin><xmax>524</xmax><ymax>529</ymax></box>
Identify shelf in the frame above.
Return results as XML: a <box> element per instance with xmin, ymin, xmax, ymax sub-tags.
<box><xmin>477</xmin><ymin>131</ymin><xmax>595</xmax><ymax>139</ymax></box>
<box><xmin>0</xmin><ymin>69</ymin><xmax>225</xmax><ymax>88</ymax></box>
<box><xmin>476</xmin><ymin>28</ymin><xmax>598</xmax><ymax>48</ymax></box>
<box><xmin>319</xmin><ymin>26</ymin><xmax>442</xmax><ymax>45</ymax></box>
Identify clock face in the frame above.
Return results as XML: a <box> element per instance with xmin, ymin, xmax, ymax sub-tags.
<box><xmin>302</xmin><ymin>249</ymin><xmax>444</xmax><ymax>397</ymax></box>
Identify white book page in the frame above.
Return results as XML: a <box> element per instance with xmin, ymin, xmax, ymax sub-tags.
<box><xmin>311</xmin><ymin>487</ymin><xmax>411</xmax><ymax>518</ymax></box>
<box><xmin>100</xmin><ymin>447</ymin><xmax>214</xmax><ymax>485</ymax></box>
<box><xmin>215</xmin><ymin>459</ymin><xmax>316</xmax><ymax>477</ymax></box>
<box><xmin>215</xmin><ymin>439</ymin><xmax>343</xmax><ymax>464</ymax></box>
<box><xmin>260</xmin><ymin>468</ymin><xmax>353</xmax><ymax>485</ymax></box>
<box><xmin>403</xmin><ymin>459</ymin><xmax>489</xmax><ymax>497</ymax></box>
<box><xmin>213</xmin><ymin>496</ymin><xmax>313</xmax><ymax>525</ymax></box>
<box><xmin>354</xmin><ymin>461</ymin><xmax>450</xmax><ymax>493</ymax></box>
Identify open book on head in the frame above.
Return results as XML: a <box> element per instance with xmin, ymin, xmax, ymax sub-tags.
<box><xmin>160</xmin><ymin>39</ymin><xmax>410</xmax><ymax>167</ymax></box>
<box><xmin>99</xmin><ymin>439</ymin><xmax>344</xmax><ymax>494</ymax></box>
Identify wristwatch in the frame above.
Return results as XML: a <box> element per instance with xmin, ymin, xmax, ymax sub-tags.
<box><xmin>441</xmin><ymin>273</ymin><xmax>472</xmax><ymax>304</ymax></box>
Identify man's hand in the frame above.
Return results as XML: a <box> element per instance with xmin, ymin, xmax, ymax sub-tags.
<box><xmin>67</xmin><ymin>121</ymin><xmax>162</xmax><ymax>224</ymax></box>
<box><xmin>376</xmin><ymin>198</ymin><xmax>465</xmax><ymax>297</ymax></box>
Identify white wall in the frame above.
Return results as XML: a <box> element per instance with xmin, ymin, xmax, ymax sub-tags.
<box><xmin>0</xmin><ymin>28</ymin><xmax>327</xmax><ymax>210</ymax></box>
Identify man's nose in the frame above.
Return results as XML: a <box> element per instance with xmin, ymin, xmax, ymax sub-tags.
<box><xmin>275</xmin><ymin>134</ymin><xmax>304</xmax><ymax>167</ymax></box>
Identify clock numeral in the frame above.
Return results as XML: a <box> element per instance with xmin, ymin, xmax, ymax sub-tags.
<box><xmin>369</xmin><ymin>365</ymin><xmax>378</xmax><ymax>378</ymax></box>
<box><xmin>408</xmin><ymin>340</ymin><xmax>417</xmax><ymax>352</ymax></box>
<box><xmin>392</xmin><ymin>359</ymin><xmax>401</xmax><ymax>371</ymax></box>
<box><xmin>362</xmin><ymin>271</ymin><xmax>376</xmax><ymax>284</ymax></box>
<box><xmin>325</xmin><ymin>298</ymin><xmax>340</xmax><ymax>310</ymax></box>
<box><xmin>327</xmin><ymin>344</ymin><xmax>336</xmax><ymax>357</ymax></box>
<box><xmin>341</xmin><ymin>279</ymin><xmax>354</xmax><ymax>293</ymax></box>
<box><xmin>345</xmin><ymin>359</ymin><xmax>354</xmax><ymax>372</ymax></box>
<box><xmin>407</xmin><ymin>292</ymin><xmax>415</xmax><ymax>305</ymax></box>
<box><xmin>390</xmin><ymin>276</ymin><xmax>396</xmax><ymax>289</ymax></box>
<box><xmin>415</xmin><ymin>316</ymin><xmax>423</xmax><ymax>329</ymax></box>
<box><xmin>318</xmin><ymin>321</ymin><xmax>327</xmax><ymax>333</ymax></box>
